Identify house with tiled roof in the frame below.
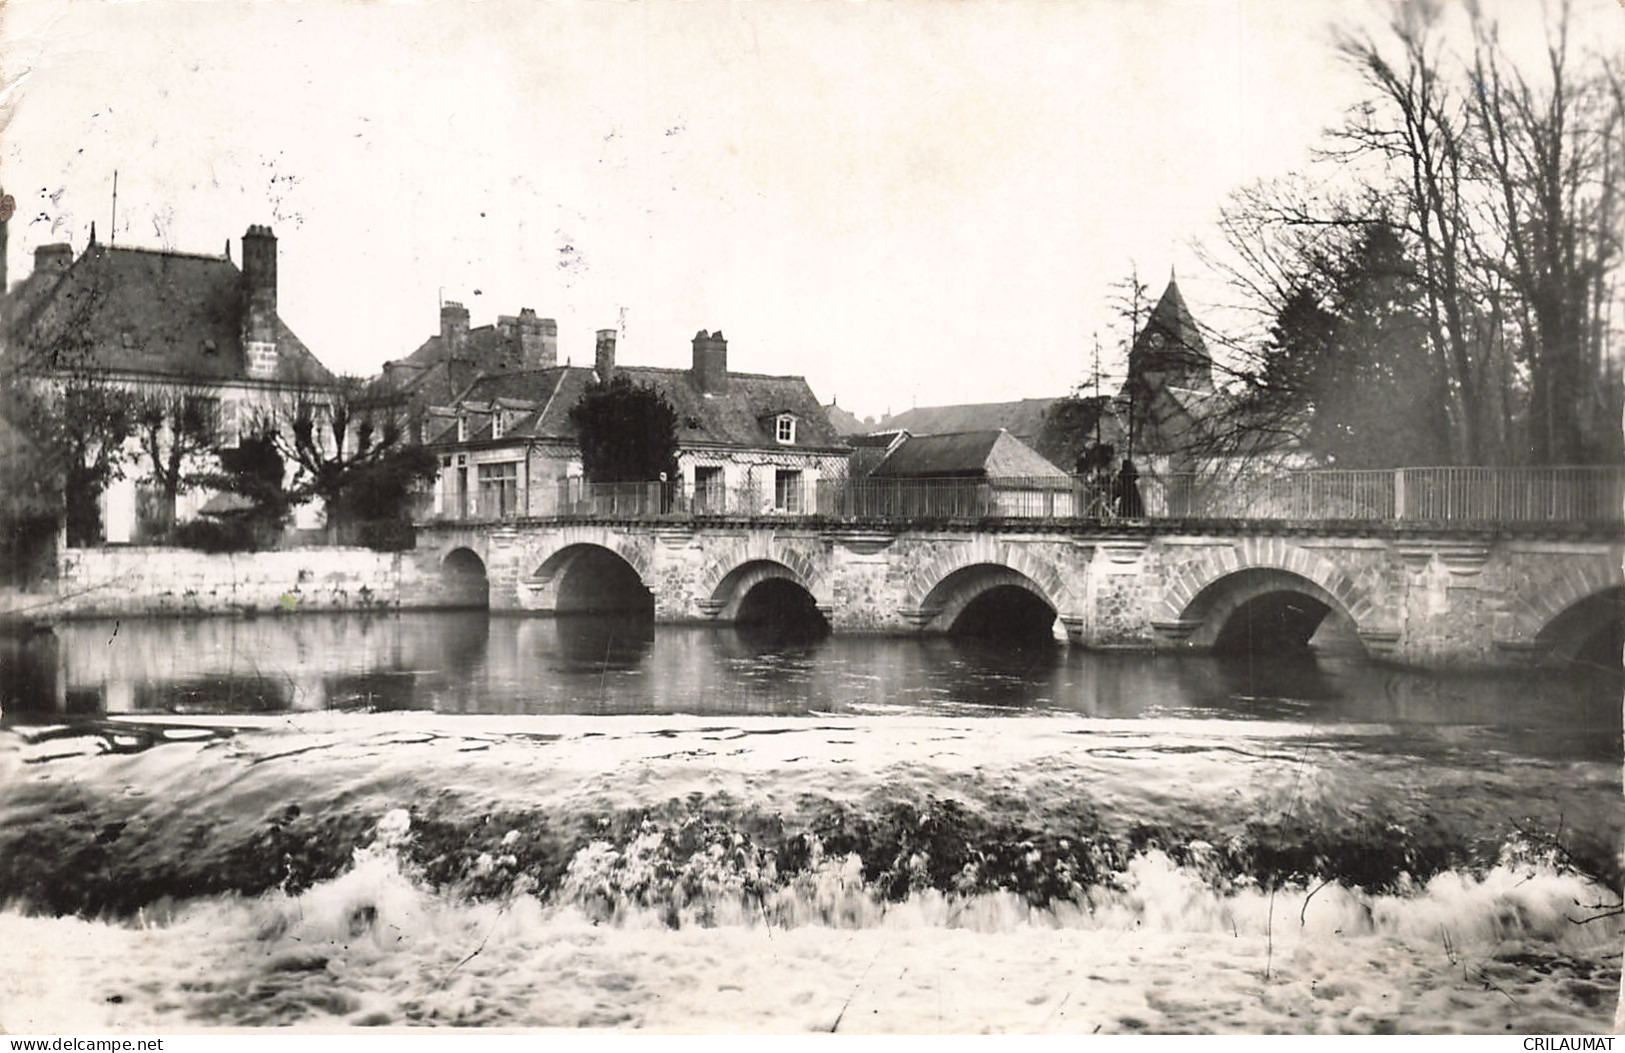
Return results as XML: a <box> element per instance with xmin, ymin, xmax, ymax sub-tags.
<box><xmin>869</xmin><ymin>429</ymin><xmax>1069</xmax><ymax>481</ymax></box>
<box><xmin>877</xmin><ymin>395</ymin><xmax>1128</xmax><ymax>475</ymax></box>
<box><xmin>2</xmin><ymin>225</ymin><xmax>336</xmax><ymax>541</ymax></box>
<box><xmin>416</xmin><ymin>325</ymin><xmax>849</xmax><ymax>519</ymax></box>
<box><xmin>844</xmin><ymin>429</ymin><xmax>1076</xmax><ymax>517</ymax></box>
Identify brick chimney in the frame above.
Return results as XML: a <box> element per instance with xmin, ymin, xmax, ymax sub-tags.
<box><xmin>692</xmin><ymin>329</ymin><xmax>728</xmax><ymax>394</ymax></box>
<box><xmin>440</xmin><ymin>301</ymin><xmax>470</xmax><ymax>358</ymax></box>
<box><xmin>34</xmin><ymin>243</ymin><xmax>73</xmax><ymax>276</ymax></box>
<box><xmin>240</xmin><ymin>225</ymin><xmax>278</xmax><ymax>380</ymax></box>
<box><xmin>595</xmin><ymin>329</ymin><xmax>617</xmax><ymax>382</ymax></box>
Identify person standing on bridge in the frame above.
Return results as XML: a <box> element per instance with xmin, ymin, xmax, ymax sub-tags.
<box><xmin>1116</xmin><ymin>458</ymin><xmax>1143</xmax><ymax>518</ymax></box>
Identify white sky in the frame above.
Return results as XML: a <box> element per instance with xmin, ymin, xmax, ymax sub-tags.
<box><xmin>3</xmin><ymin>0</ymin><xmax>1620</xmax><ymax>420</ymax></box>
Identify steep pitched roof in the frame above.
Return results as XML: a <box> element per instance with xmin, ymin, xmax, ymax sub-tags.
<box><xmin>387</xmin><ymin>356</ymin><xmax>488</xmax><ymax>410</ymax></box>
<box><xmin>870</xmin><ymin>429</ymin><xmax>1068</xmax><ymax>479</ymax></box>
<box><xmin>399</xmin><ymin>325</ymin><xmax>530</xmax><ymax>374</ymax></box>
<box><xmin>443</xmin><ymin>365</ymin><xmax>847</xmax><ymax>452</ymax></box>
<box><xmin>823</xmin><ymin>401</ymin><xmax>871</xmax><ymax>436</ymax></box>
<box><xmin>8</xmin><ymin>243</ymin><xmax>333</xmax><ymax>385</ymax></box>
<box><xmin>846</xmin><ymin>430</ymin><xmax>907</xmax><ymax>449</ymax></box>
<box><xmin>878</xmin><ymin>397</ymin><xmax>1061</xmax><ymax>445</ymax></box>
<box><xmin>1126</xmin><ymin>277</ymin><xmax>1212</xmax><ymax>391</ymax></box>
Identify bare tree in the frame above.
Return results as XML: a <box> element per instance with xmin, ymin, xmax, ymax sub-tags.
<box><xmin>253</xmin><ymin>375</ymin><xmax>437</xmax><ymax>534</ymax></box>
<box><xmin>132</xmin><ymin>386</ymin><xmax>220</xmax><ymax>533</ymax></box>
<box><xmin>1194</xmin><ymin>2</ymin><xmax>1623</xmax><ymax>469</ymax></box>
<box><xmin>1331</xmin><ymin>6</ymin><xmax>1488</xmax><ymax>463</ymax></box>
<box><xmin>1468</xmin><ymin>0</ymin><xmax>1625</xmax><ymax>463</ymax></box>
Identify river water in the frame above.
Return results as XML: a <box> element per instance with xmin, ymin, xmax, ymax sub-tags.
<box><xmin>0</xmin><ymin>612</ymin><xmax>1620</xmax><ymax>1033</ymax></box>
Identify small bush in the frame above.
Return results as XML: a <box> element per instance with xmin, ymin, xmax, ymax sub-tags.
<box><xmin>169</xmin><ymin>517</ymin><xmax>264</xmax><ymax>553</ymax></box>
<box><xmin>348</xmin><ymin>519</ymin><xmax>416</xmax><ymax>552</ymax></box>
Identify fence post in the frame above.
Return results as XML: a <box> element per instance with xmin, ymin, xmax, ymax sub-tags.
<box><xmin>1393</xmin><ymin>469</ymin><xmax>1406</xmax><ymax>521</ymax></box>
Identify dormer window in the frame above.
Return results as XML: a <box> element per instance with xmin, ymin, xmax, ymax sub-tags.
<box><xmin>492</xmin><ymin>413</ymin><xmax>504</xmax><ymax>441</ymax></box>
<box><xmin>775</xmin><ymin>414</ymin><xmax>796</xmax><ymax>444</ymax></box>
<box><xmin>456</xmin><ymin>415</ymin><xmax>468</xmax><ymax>442</ymax></box>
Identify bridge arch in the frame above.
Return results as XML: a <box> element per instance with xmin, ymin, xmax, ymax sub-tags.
<box><xmin>905</xmin><ymin>542</ymin><xmax>1077</xmax><ymax>631</ymax></box>
<box><xmin>1175</xmin><ymin>567</ymin><xmax>1360</xmax><ymax>655</ymax></box>
<box><xmin>696</xmin><ymin>540</ymin><xmax>829</xmax><ymax>610</ymax></box>
<box><xmin>1535</xmin><ymin>586</ymin><xmax>1625</xmax><ymax>670</ymax></box>
<box><xmin>440</xmin><ymin>547</ymin><xmax>490</xmax><ymax>609</ymax></box>
<box><xmin>706</xmin><ymin>559</ymin><xmax>832</xmax><ymax>642</ymax></box>
<box><xmin>706</xmin><ymin>559</ymin><xmax>823</xmax><ymax>621</ymax></box>
<box><xmin>529</xmin><ymin>541</ymin><xmax>653</xmax><ymax>615</ymax></box>
<box><xmin>530</xmin><ymin>525</ymin><xmax>655</xmax><ymax>582</ymax></box>
<box><xmin>1161</xmin><ymin>540</ymin><xmax>1375</xmax><ymax>644</ymax></box>
<box><xmin>1498</xmin><ymin>552</ymin><xmax>1625</xmax><ymax>664</ymax></box>
<box><xmin>909</xmin><ymin>548</ymin><xmax>1076</xmax><ymax>643</ymax></box>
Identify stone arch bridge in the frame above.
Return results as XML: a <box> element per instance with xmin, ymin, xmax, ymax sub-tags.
<box><xmin>418</xmin><ymin>519</ymin><xmax>1623</xmax><ymax>669</ymax></box>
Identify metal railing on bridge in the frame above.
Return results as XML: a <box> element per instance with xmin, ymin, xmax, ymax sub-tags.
<box><xmin>413</xmin><ymin>478</ymin><xmax>816</xmax><ymax>522</ymax></box>
<box><xmin>1150</xmin><ymin>466</ymin><xmax>1625</xmax><ymax>524</ymax></box>
<box><xmin>819</xmin><ymin>477</ymin><xmax>1080</xmax><ymax>519</ymax></box>
<box><xmin>412</xmin><ymin>466</ymin><xmax>1625</xmax><ymax>528</ymax></box>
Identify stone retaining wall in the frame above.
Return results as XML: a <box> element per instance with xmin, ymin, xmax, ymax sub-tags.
<box><xmin>4</xmin><ymin>546</ymin><xmax>455</xmax><ymax>620</ymax></box>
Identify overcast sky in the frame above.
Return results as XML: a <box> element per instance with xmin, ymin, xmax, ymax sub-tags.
<box><xmin>3</xmin><ymin>0</ymin><xmax>1620</xmax><ymax>419</ymax></box>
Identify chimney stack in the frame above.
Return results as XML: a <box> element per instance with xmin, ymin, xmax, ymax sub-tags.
<box><xmin>240</xmin><ymin>225</ymin><xmax>279</xmax><ymax>380</ymax></box>
<box><xmin>692</xmin><ymin>329</ymin><xmax>728</xmax><ymax>394</ymax></box>
<box><xmin>595</xmin><ymin>329</ymin><xmax>617</xmax><ymax>382</ymax></box>
<box><xmin>34</xmin><ymin>243</ymin><xmax>73</xmax><ymax>276</ymax></box>
<box><xmin>518</xmin><ymin>309</ymin><xmax>556</xmax><ymax>368</ymax></box>
<box><xmin>440</xmin><ymin>301</ymin><xmax>470</xmax><ymax>358</ymax></box>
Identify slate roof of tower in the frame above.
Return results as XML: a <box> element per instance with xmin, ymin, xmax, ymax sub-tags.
<box><xmin>1127</xmin><ymin>277</ymin><xmax>1212</xmax><ymax>389</ymax></box>
<box><xmin>427</xmin><ymin>365</ymin><xmax>847</xmax><ymax>451</ymax></box>
<box><xmin>5</xmin><ymin>243</ymin><xmax>333</xmax><ymax>384</ymax></box>
<box><xmin>1140</xmin><ymin>278</ymin><xmax>1206</xmax><ymax>350</ymax></box>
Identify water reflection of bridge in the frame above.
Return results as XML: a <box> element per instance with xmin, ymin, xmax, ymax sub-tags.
<box><xmin>419</xmin><ymin>467</ymin><xmax>1625</xmax><ymax>671</ymax></box>
<box><xmin>7</xmin><ymin>616</ymin><xmax>1618</xmax><ymax>740</ymax></box>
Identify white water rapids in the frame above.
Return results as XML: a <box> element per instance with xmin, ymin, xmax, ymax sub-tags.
<box><xmin>0</xmin><ymin>712</ymin><xmax>1619</xmax><ymax>1032</ymax></box>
